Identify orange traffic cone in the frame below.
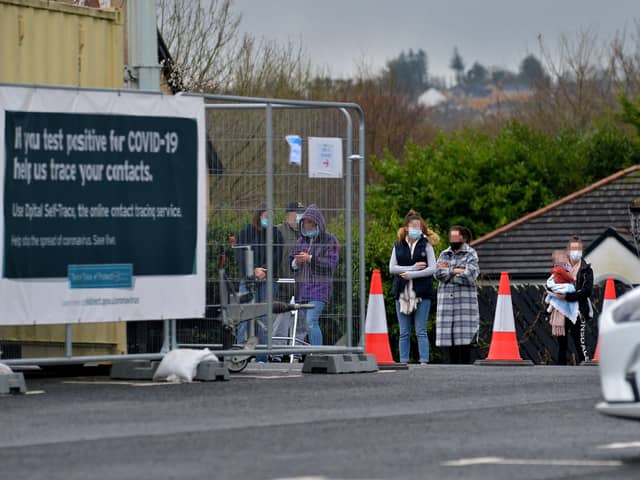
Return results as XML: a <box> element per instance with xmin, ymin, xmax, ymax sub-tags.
<box><xmin>364</xmin><ymin>269</ymin><xmax>406</xmax><ymax>369</ymax></box>
<box><xmin>584</xmin><ymin>277</ymin><xmax>616</xmax><ymax>365</ymax></box>
<box><xmin>475</xmin><ymin>272</ymin><xmax>533</xmax><ymax>366</ymax></box>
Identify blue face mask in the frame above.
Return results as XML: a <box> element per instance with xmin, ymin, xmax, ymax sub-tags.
<box><xmin>408</xmin><ymin>228</ymin><xmax>422</xmax><ymax>240</ymax></box>
<box><xmin>303</xmin><ymin>227</ymin><xmax>318</xmax><ymax>238</ymax></box>
<box><xmin>260</xmin><ymin>218</ymin><xmax>269</xmax><ymax>228</ymax></box>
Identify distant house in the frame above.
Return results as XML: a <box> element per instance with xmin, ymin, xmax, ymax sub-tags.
<box><xmin>472</xmin><ymin>165</ymin><xmax>640</xmax><ymax>286</ymax></box>
<box><xmin>585</xmin><ymin>227</ymin><xmax>640</xmax><ymax>284</ymax></box>
<box><xmin>418</xmin><ymin>88</ymin><xmax>447</xmax><ymax>108</ymax></box>
<box><xmin>439</xmin><ymin>83</ymin><xmax>533</xmax><ymax>124</ymax></box>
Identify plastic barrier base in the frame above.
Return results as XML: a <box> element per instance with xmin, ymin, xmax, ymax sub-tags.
<box><xmin>377</xmin><ymin>362</ymin><xmax>409</xmax><ymax>370</ymax></box>
<box><xmin>110</xmin><ymin>360</ymin><xmax>160</xmax><ymax>380</ymax></box>
<box><xmin>195</xmin><ymin>360</ymin><xmax>230</xmax><ymax>381</ymax></box>
<box><xmin>474</xmin><ymin>359</ymin><xmax>534</xmax><ymax>366</ymax></box>
<box><xmin>302</xmin><ymin>354</ymin><xmax>379</xmax><ymax>374</ymax></box>
<box><xmin>0</xmin><ymin>372</ymin><xmax>27</xmax><ymax>394</ymax></box>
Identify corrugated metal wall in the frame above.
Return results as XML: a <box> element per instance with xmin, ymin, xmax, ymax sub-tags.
<box><xmin>0</xmin><ymin>0</ymin><xmax>127</xmax><ymax>357</ymax></box>
<box><xmin>0</xmin><ymin>0</ymin><xmax>124</xmax><ymax>88</ymax></box>
<box><xmin>0</xmin><ymin>323</ymin><xmax>127</xmax><ymax>358</ymax></box>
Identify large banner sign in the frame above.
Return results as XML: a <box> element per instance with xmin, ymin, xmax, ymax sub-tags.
<box><xmin>0</xmin><ymin>86</ymin><xmax>206</xmax><ymax>325</ymax></box>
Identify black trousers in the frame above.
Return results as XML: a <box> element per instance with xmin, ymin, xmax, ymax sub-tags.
<box><xmin>557</xmin><ymin>315</ymin><xmax>588</xmax><ymax>365</ymax></box>
<box><xmin>447</xmin><ymin>345</ymin><xmax>471</xmax><ymax>364</ymax></box>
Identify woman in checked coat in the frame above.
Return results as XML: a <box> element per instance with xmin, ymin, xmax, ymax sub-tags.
<box><xmin>435</xmin><ymin>225</ymin><xmax>480</xmax><ymax>364</ymax></box>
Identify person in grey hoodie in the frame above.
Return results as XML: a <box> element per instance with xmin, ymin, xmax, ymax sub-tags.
<box><xmin>290</xmin><ymin>204</ymin><xmax>340</xmax><ymax>345</ymax></box>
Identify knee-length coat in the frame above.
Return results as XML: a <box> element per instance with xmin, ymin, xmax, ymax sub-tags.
<box><xmin>435</xmin><ymin>244</ymin><xmax>480</xmax><ymax>346</ymax></box>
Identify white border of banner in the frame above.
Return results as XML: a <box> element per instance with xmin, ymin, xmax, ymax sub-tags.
<box><xmin>0</xmin><ymin>86</ymin><xmax>206</xmax><ymax>325</ymax></box>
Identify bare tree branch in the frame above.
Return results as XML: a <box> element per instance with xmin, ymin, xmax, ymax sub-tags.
<box><xmin>157</xmin><ymin>0</ymin><xmax>242</xmax><ymax>92</ymax></box>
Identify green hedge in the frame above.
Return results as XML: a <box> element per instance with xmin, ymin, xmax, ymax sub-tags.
<box><xmin>365</xmin><ymin>120</ymin><xmax>640</xmax><ymax>362</ymax></box>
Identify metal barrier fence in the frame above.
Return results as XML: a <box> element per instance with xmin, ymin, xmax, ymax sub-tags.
<box><xmin>176</xmin><ymin>93</ymin><xmax>366</xmax><ymax>360</ymax></box>
<box><xmin>0</xmin><ymin>88</ymin><xmax>366</xmax><ymax>366</ymax></box>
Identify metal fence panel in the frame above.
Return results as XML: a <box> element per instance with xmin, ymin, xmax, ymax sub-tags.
<box><xmin>176</xmin><ymin>95</ymin><xmax>366</xmax><ymax>360</ymax></box>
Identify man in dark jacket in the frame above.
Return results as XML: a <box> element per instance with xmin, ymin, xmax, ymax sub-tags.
<box><xmin>237</xmin><ymin>206</ymin><xmax>284</xmax><ymax>281</ymax></box>
<box><xmin>235</xmin><ymin>206</ymin><xmax>284</xmax><ymax>357</ymax></box>
<box><xmin>276</xmin><ymin>202</ymin><xmax>305</xmax><ymax>288</ymax></box>
<box><xmin>271</xmin><ymin>202</ymin><xmax>305</xmax><ymax>358</ymax></box>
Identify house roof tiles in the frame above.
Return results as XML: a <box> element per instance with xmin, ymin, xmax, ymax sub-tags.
<box><xmin>471</xmin><ymin>166</ymin><xmax>640</xmax><ymax>280</ymax></box>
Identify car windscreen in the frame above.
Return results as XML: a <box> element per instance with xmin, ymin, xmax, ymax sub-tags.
<box><xmin>613</xmin><ymin>288</ymin><xmax>640</xmax><ymax>323</ymax></box>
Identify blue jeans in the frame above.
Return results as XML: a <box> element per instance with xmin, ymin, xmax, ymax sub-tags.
<box><xmin>395</xmin><ymin>298</ymin><xmax>431</xmax><ymax>363</ymax></box>
<box><xmin>236</xmin><ymin>281</ymin><xmax>251</xmax><ymax>344</ymax></box>
<box><xmin>300</xmin><ymin>300</ymin><xmax>325</xmax><ymax>346</ymax></box>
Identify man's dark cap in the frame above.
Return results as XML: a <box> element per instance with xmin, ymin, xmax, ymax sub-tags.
<box><xmin>286</xmin><ymin>202</ymin><xmax>305</xmax><ymax>212</ymax></box>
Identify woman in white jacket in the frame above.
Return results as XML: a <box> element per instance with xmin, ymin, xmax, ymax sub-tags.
<box><xmin>389</xmin><ymin>210</ymin><xmax>439</xmax><ymax>364</ymax></box>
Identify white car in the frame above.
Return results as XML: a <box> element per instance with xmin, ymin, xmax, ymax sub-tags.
<box><xmin>596</xmin><ymin>286</ymin><xmax>640</xmax><ymax>420</ymax></box>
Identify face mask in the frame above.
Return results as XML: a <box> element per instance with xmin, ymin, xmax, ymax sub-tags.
<box><xmin>569</xmin><ymin>250</ymin><xmax>582</xmax><ymax>262</ymax></box>
<box><xmin>260</xmin><ymin>218</ymin><xmax>269</xmax><ymax>228</ymax></box>
<box><xmin>408</xmin><ymin>228</ymin><xmax>422</xmax><ymax>240</ymax></box>
<box><xmin>450</xmin><ymin>241</ymin><xmax>462</xmax><ymax>251</ymax></box>
<box><xmin>295</xmin><ymin>214</ymin><xmax>303</xmax><ymax>224</ymax></box>
<box><xmin>303</xmin><ymin>227</ymin><xmax>318</xmax><ymax>238</ymax></box>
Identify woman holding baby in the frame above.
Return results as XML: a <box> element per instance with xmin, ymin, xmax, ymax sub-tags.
<box><xmin>547</xmin><ymin>236</ymin><xmax>594</xmax><ymax>365</ymax></box>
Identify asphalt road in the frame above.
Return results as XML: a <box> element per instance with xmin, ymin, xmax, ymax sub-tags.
<box><xmin>2</xmin><ymin>363</ymin><xmax>640</xmax><ymax>480</ymax></box>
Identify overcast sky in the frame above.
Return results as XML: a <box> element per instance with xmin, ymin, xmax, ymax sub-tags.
<box><xmin>235</xmin><ymin>0</ymin><xmax>638</xmax><ymax>84</ymax></box>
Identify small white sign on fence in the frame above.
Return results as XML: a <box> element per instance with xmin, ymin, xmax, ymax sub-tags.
<box><xmin>308</xmin><ymin>136</ymin><xmax>343</xmax><ymax>178</ymax></box>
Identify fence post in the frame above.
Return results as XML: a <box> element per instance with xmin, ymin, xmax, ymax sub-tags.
<box><xmin>65</xmin><ymin>324</ymin><xmax>73</xmax><ymax>358</ymax></box>
<box><xmin>161</xmin><ymin>320</ymin><xmax>170</xmax><ymax>353</ymax></box>
<box><xmin>265</xmin><ymin>102</ymin><xmax>274</xmax><ymax>352</ymax></box>
<box><xmin>342</xmin><ymin>108</ymin><xmax>354</xmax><ymax>348</ymax></box>
<box><xmin>358</xmin><ymin>111</ymin><xmax>366</xmax><ymax>348</ymax></box>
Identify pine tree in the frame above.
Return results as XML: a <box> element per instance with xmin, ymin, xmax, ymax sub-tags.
<box><xmin>450</xmin><ymin>46</ymin><xmax>465</xmax><ymax>85</ymax></box>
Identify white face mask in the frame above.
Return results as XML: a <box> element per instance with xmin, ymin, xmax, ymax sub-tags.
<box><xmin>569</xmin><ymin>250</ymin><xmax>582</xmax><ymax>262</ymax></box>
